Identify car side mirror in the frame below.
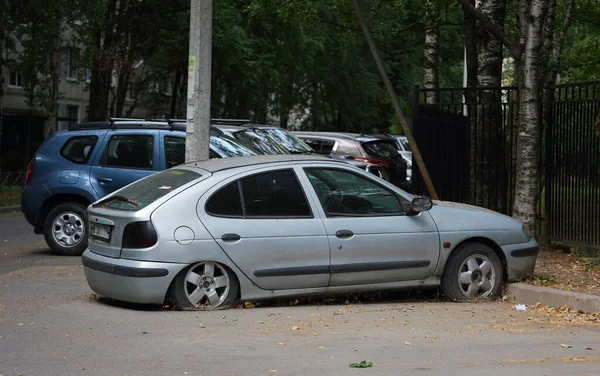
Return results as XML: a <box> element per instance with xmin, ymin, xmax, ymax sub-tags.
<box><xmin>405</xmin><ymin>196</ymin><xmax>433</xmax><ymax>215</ymax></box>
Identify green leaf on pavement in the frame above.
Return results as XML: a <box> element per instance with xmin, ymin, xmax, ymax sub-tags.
<box><xmin>350</xmin><ymin>360</ymin><xmax>373</xmax><ymax>368</ymax></box>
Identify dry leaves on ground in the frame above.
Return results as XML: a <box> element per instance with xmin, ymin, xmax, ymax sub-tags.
<box><xmin>527</xmin><ymin>248</ymin><xmax>600</xmax><ymax>296</ymax></box>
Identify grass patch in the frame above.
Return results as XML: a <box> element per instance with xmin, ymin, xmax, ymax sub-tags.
<box><xmin>0</xmin><ymin>186</ymin><xmax>22</xmax><ymax>207</ymax></box>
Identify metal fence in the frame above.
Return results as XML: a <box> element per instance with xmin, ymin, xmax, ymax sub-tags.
<box><xmin>412</xmin><ymin>82</ymin><xmax>600</xmax><ymax>246</ymax></box>
<box><xmin>0</xmin><ymin>172</ymin><xmax>25</xmax><ymax>188</ymax></box>
<box><xmin>544</xmin><ymin>81</ymin><xmax>600</xmax><ymax>246</ymax></box>
<box><xmin>411</xmin><ymin>86</ymin><xmax>518</xmax><ymax>216</ymax></box>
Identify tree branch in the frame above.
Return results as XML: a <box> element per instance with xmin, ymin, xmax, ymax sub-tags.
<box><xmin>551</xmin><ymin>0</ymin><xmax>575</xmax><ymax>77</ymax></box>
<box><xmin>455</xmin><ymin>0</ymin><xmax>521</xmax><ymax>60</ymax></box>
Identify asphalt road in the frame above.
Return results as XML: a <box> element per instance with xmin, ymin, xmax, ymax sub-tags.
<box><xmin>1</xmin><ymin>212</ymin><xmax>599</xmax><ymax>376</ymax></box>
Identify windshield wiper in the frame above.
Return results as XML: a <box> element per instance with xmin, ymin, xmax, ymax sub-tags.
<box><xmin>93</xmin><ymin>195</ymin><xmax>139</xmax><ymax>208</ymax></box>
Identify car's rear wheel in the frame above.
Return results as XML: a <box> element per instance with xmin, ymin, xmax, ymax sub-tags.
<box><xmin>43</xmin><ymin>202</ymin><xmax>88</xmax><ymax>256</ymax></box>
<box><xmin>169</xmin><ymin>262</ymin><xmax>239</xmax><ymax>310</ymax></box>
<box><xmin>441</xmin><ymin>242</ymin><xmax>503</xmax><ymax>301</ymax></box>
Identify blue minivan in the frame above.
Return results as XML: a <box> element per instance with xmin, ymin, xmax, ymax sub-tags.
<box><xmin>21</xmin><ymin>119</ymin><xmax>257</xmax><ymax>255</ymax></box>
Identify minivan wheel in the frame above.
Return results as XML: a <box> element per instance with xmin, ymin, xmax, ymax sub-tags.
<box><xmin>441</xmin><ymin>242</ymin><xmax>503</xmax><ymax>302</ymax></box>
<box><xmin>43</xmin><ymin>202</ymin><xmax>88</xmax><ymax>256</ymax></box>
<box><xmin>169</xmin><ymin>262</ymin><xmax>239</xmax><ymax>311</ymax></box>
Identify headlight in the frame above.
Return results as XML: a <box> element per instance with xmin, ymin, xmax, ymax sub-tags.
<box><xmin>522</xmin><ymin>224</ymin><xmax>534</xmax><ymax>239</ymax></box>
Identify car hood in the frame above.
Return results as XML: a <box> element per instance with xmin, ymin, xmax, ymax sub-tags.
<box><xmin>427</xmin><ymin>200</ymin><xmax>523</xmax><ymax>233</ymax></box>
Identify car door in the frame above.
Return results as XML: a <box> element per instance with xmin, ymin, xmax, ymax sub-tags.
<box><xmin>299</xmin><ymin>166</ymin><xmax>440</xmax><ymax>287</ymax></box>
<box><xmin>89</xmin><ymin>131</ymin><xmax>159</xmax><ymax>199</ymax></box>
<box><xmin>198</xmin><ymin>167</ymin><xmax>330</xmax><ymax>291</ymax></box>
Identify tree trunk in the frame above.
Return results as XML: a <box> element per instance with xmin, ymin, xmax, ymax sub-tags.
<box><xmin>476</xmin><ymin>0</ymin><xmax>506</xmax><ymax>210</ymax></box>
<box><xmin>462</xmin><ymin>0</ymin><xmax>478</xmax><ymax>205</ymax></box>
<box><xmin>423</xmin><ymin>16</ymin><xmax>439</xmax><ymax>104</ymax></box>
<box><xmin>0</xmin><ymin>0</ymin><xmax>8</xmax><ymax>175</ymax></box>
<box><xmin>45</xmin><ymin>25</ymin><xmax>60</xmax><ymax>137</ymax></box>
<box><xmin>513</xmin><ymin>0</ymin><xmax>547</xmax><ymax>232</ymax></box>
<box><xmin>87</xmin><ymin>0</ymin><xmax>118</xmax><ymax>121</ymax></box>
<box><xmin>170</xmin><ymin>65</ymin><xmax>183</xmax><ymax>118</ymax></box>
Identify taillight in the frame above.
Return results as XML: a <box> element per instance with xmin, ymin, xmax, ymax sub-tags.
<box><xmin>122</xmin><ymin>221</ymin><xmax>158</xmax><ymax>248</ymax></box>
<box><xmin>355</xmin><ymin>157</ymin><xmax>389</xmax><ymax>169</ymax></box>
<box><xmin>25</xmin><ymin>159</ymin><xmax>35</xmax><ymax>186</ymax></box>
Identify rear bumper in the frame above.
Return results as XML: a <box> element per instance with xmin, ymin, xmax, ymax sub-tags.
<box><xmin>501</xmin><ymin>238</ymin><xmax>539</xmax><ymax>281</ymax></box>
<box><xmin>81</xmin><ymin>250</ymin><xmax>188</xmax><ymax>304</ymax></box>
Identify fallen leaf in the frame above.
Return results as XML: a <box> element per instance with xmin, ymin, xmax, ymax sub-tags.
<box><xmin>313</xmin><ymin>332</ymin><xmax>318</xmax><ymax>336</ymax></box>
<box><xmin>269</xmin><ymin>370</ymin><xmax>277</xmax><ymax>373</ymax></box>
<box><xmin>350</xmin><ymin>360</ymin><xmax>373</xmax><ymax>368</ymax></box>
<box><xmin>256</xmin><ymin>321</ymin><xmax>266</xmax><ymax>324</ymax></box>
<box><xmin>292</xmin><ymin>326</ymin><xmax>299</xmax><ymax>331</ymax></box>
<box><xmin>561</xmin><ymin>344</ymin><xmax>572</xmax><ymax>348</ymax></box>
<box><xmin>586</xmin><ymin>347</ymin><xmax>595</xmax><ymax>350</ymax></box>
<box><xmin>404</xmin><ymin>341</ymin><xmax>412</xmax><ymax>345</ymax></box>
<box><xmin>244</xmin><ymin>301</ymin><xmax>255</xmax><ymax>309</ymax></box>
<box><xmin>199</xmin><ymin>325</ymin><xmax>206</xmax><ymax>329</ymax></box>
<box><xmin>278</xmin><ymin>342</ymin><xmax>285</xmax><ymax>346</ymax></box>
<box><xmin>318</xmin><ymin>346</ymin><xmax>326</xmax><ymax>349</ymax></box>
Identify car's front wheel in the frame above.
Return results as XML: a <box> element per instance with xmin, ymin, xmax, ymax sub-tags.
<box><xmin>168</xmin><ymin>262</ymin><xmax>239</xmax><ymax>310</ymax></box>
<box><xmin>43</xmin><ymin>202</ymin><xmax>88</xmax><ymax>256</ymax></box>
<box><xmin>441</xmin><ymin>242</ymin><xmax>503</xmax><ymax>301</ymax></box>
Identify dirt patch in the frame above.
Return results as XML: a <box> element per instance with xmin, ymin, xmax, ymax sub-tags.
<box><xmin>526</xmin><ymin>247</ymin><xmax>600</xmax><ymax>296</ymax></box>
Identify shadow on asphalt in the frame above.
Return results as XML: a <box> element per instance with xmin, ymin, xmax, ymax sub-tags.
<box><xmin>90</xmin><ymin>288</ymin><xmax>444</xmax><ymax>312</ymax></box>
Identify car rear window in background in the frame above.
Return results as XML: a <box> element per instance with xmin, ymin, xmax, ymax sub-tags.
<box><xmin>211</xmin><ymin>135</ymin><xmax>258</xmax><ymax>157</ymax></box>
<box><xmin>399</xmin><ymin>138</ymin><xmax>410</xmax><ymax>151</ymax></box>
<box><xmin>302</xmin><ymin>138</ymin><xmax>335</xmax><ymax>155</ymax></box>
<box><xmin>234</xmin><ymin>131</ymin><xmax>289</xmax><ymax>155</ymax></box>
<box><xmin>60</xmin><ymin>136</ymin><xmax>98</xmax><ymax>164</ymax></box>
<box><xmin>361</xmin><ymin>141</ymin><xmax>402</xmax><ymax>161</ymax></box>
<box><xmin>102</xmin><ymin>169</ymin><xmax>201</xmax><ymax>211</ymax></box>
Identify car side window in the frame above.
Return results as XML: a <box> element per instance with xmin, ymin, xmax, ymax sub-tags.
<box><xmin>206</xmin><ymin>181</ymin><xmax>243</xmax><ymax>217</ymax></box>
<box><xmin>103</xmin><ymin>135</ymin><xmax>154</xmax><ymax>170</ymax></box>
<box><xmin>164</xmin><ymin>136</ymin><xmax>185</xmax><ymax>168</ymax></box>
<box><xmin>305</xmin><ymin>168</ymin><xmax>405</xmax><ymax>216</ymax></box>
<box><xmin>60</xmin><ymin>136</ymin><xmax>98</xmax><ymax>164</ymax></box>
<box><xmin>241</xmin><ymin>170</ymin><xmax>312</xmax><ymax>217</ymax></box>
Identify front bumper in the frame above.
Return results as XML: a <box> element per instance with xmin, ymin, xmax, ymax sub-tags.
<box><xmin>501</xmin><ymin>238</ymin><xmax>539</xmax><ymax>281</ymax></box>
<box><xmin>81</xmin><ymin>250</ymin><xmax>188</xmax><ymax>304</ymax></box>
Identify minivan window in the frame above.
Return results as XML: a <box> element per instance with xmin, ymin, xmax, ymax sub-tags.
<box><xmin>164</xmin><ymin>136</ymin><xmax>185</xmax><ymax>168</ymax></box>
<box><xmin>98</xmin><ymin>169</ymin><xmax>201</xmax><ymax>211</ymax></box>
<box><xmin>60</xmin><ymin>136</ymin><xmax>98</xmax><ymax>164</ymax></box>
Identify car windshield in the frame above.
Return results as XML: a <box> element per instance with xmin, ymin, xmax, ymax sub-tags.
<box><xmin>97</xmin><ymin>169</ymin><xmax>201</xmax><ymax>211</ymax></box>
<box><xmin>361</xmin><ymin>140</ymin><xmax>403</xmax><ymax>161</ymax></box>
<box><xmin>261</xmin><ymin>128</ymin><xmax>313</xmax><ymax>154</ymax></box>
<box><xmin>234</xmin><ymin>130</ymin><xmax>290</xmax><ymax>155</ymax></box>
<box><xmin>211</xmin><ymin>135</ymin><xmax>259</xmax><ymax>157</ymax></box>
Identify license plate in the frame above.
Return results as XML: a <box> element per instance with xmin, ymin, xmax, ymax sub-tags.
<box><xmin>90</xmin><ymin>223</ymin><xmax>111</xmax><ymax>241</ymax></box>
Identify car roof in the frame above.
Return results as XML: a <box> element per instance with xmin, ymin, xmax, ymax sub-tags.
<box><xmin>179</xmin><ymin>154</ymin><xmax>337</xmax><ymax>173</ymax></box>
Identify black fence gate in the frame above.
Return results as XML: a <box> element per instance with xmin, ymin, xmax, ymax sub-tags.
<box><xmin>412</xmin><ymin>82</ymin><xmax>600</xmax><ymax>247</ymax></box>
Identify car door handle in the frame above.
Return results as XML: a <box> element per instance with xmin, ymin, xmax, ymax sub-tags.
<box><xmin>221</xmin><ymin>233</ymin><xmax>241</xmax><ymax>242</ymax></box>
<box><xmin>335</xmin><ymin>230</ymin><xmax>354</xmax><ymax>238</ymax></box>
<box><xmin>98</xmin><ymin>178</ymin><xmax>113</xmax><ymax>183</ymax></box>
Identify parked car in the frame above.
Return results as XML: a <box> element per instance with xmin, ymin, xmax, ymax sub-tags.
<box><xmin>216</xmin><ymin>122</ymin><xmax>390</xmax><ymax>181</ymax></box>
<box><xmin>21</xmin><ymin>118</ymin><xmax>258</xmax><ymax>256</ymax></box>
<box><xmin>293</xmin><ymin>132</ymin><xmax>409</xmax><ymax>188</ymax></box>
<box><xmin>81</xmin><ymin>154</ymin><xmax>538</xmax><ymax>310</ymax></box>
<box><xmin>372</xmin><ymin>134</ymin><xmax>412</xmax><ymax>181</ymax></box>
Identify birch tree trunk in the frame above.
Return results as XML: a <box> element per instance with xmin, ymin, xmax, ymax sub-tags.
<box><xmin>0</xmin><ymin>0</ymin><xmax>8</xmax><ymax>175</ymax></box>
<box><xmin>423</xmin><ymin>16</ymin><xmax>439</xmax><ymax>104</ymax></box>
<box><xmin>512</xmin><ymin>0</ymin><xmax>547</xmax><ymax>231</ymax></box>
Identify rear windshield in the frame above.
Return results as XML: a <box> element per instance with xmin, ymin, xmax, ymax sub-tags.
<box><xmin>361</xmin><ymin>141</ymin><xmax>402</xmax><ymax>161</ymax></box>
<box><xmin>97</xmin><ymin>169</ymin><xmax>201</xmax><ymax>211</ymax></box>
<box><xmin>262</xmin><ymin>128</ymin><xmax>313</xmax><ymax>153</ymax></box>
<box><xmin>234</xmin><ymin>131</ymin><xmax>289</xmax><ymax>155</ymax></box>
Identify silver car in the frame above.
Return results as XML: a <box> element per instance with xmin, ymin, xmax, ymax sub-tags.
<box><xmin>82</xmin><ymin>155</ymin><xmax>538</xmax><ymax>310</ymax></box>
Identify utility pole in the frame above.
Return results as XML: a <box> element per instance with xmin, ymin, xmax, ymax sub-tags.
<box><xmin>352</xmin><ymin>0</ymin><xmax>439</xmax><ymax>200</ymax></box>
<box><xmin>185</xmin><ymin>0</ymin><xmax>213</xmax><ymax>163</ymax></box>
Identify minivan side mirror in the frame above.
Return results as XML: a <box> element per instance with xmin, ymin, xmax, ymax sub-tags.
<box><xmin>405</xmin><ymin>196</ymin><xmax>433</xmax><ymax>215</ymax></box>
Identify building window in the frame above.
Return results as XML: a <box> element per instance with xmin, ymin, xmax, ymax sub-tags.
<box><xmin>67</xmin><ymin>105</ymin><xmax>79</xmax><ymax>128</ymax></box>
<box><xmin>8</xmin><ymin>71</ymin><xmax>24</xmax><ymax>88</ymax></box>
<box><xmin>63</xmin><ymin>48</ymin><xmax>79</xmax><ymax>80</ymax></box>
